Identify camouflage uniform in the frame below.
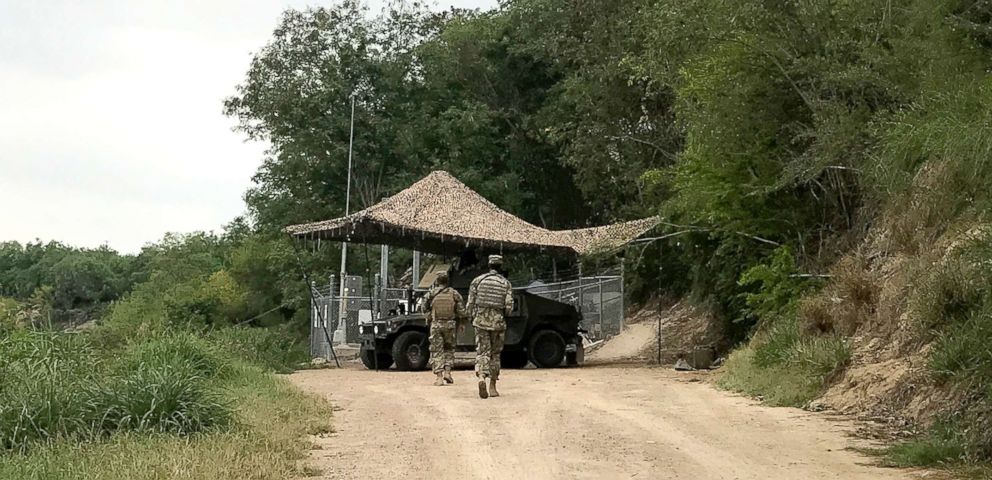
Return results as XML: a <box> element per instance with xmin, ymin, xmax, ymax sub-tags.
<box><xmin>467</xmin><ymin>262</ymin><xmax>513</xmax><ymax>385</ymax></box>
<box><xmin>472</xmin><ymin>309</ymin><xmax>506</xmax><ymax>380</ymax></box>
<box><xmin>423</xmin><ymin>283</ymin><xmax>465</xmax><ymax>375</ymax></box>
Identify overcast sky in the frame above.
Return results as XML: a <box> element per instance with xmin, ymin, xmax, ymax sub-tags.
<box><xmin>0</xmin><ymin>0</ymin><xmax>497</xmax><ymax>254</ymax></box>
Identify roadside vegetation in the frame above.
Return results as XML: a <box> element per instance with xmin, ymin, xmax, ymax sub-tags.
<box><xmin>0</xmin><ymin>327</ymin><xmax>327</xmax><ymax>479</ymax></box>
<box><xmin>5</xmin><ymin>0</ymin><xmax>992</xmax><ymax>474</ymax></box>
<box><xmin>0</xmin><ymin>233</ymin><xmax>327</xmax><ymax>478</ymax></box>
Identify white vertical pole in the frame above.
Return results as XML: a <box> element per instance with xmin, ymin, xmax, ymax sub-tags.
<box><xmin>340</xmin><ymin>93</ymin><xmax>356</xmax><ymax>276</ymax></box>
<box><xmin>310</xmin><ymin>280</ymin><xmax>316</xmax><ymax>359</ymax></box>
<box><xmin>378</xmin><ymin>196</ymin><xmax>389</xmax><ymax>317</ymax></box>
<box><xmin>380</xmin><ymin>243</ymin><xmax>389</xmax><ymax>296</ymax></box>
<box><xmin>619</xmin><ymin>262</ymin><xmax>626</xmax><ymax>332</ymax></box>
<box><xmin>336</xmin><ymin>94</ymin><xmax>356</xmax><ymax>344</ymax></box>
<box><xmin>599</xmin><ymin>278</ymin><xmax>605</xmax><ymax>337</ymax></box>
<box><xmin>412</xmin><ymin>250</ymin><xmax>421</xmax><ymax>289</ymax></box>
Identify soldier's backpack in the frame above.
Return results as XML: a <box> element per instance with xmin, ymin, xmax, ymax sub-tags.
<box><xmin>431</xmin><ymin>287</ymin><xmax>458</xmax><ymax>321</ymax></box>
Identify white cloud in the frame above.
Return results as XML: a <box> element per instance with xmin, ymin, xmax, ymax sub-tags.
<box><xmin>0</xmin><ymin>0</ymin><xmax>497</xmax><ymax>253</ymax></box>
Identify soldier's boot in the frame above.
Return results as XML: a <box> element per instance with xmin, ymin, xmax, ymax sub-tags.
<box><xmin>488</xmin><ymin>378</ymin><xmax>499</xmax><ymax>397</ymax></box>
<box><xmin>478</xmin><ymin>377</ymin><xmax>489</xmax><ymax>399</ymax></box>
<box><xmin>443</xmin><ymin>367</ymin><xmax>453</xmax><ymax>384</ymax></box>
<box><xmin>433</xmin><ymin>372</ymin><xmax>445</xmax><ymax>386</ymax></box>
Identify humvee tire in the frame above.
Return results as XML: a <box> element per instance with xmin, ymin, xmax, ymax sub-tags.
<box><xmin>500</xmin><ymin>349</ymin><xmax>529</xmax><ymax>369</ymax></box>
<box><xmin>529</xmin><ymin>329</ymin><xmax>565</xmax><ymax>368</ymax></box>
<box><xmin>392</xmin><ymin>330</ymin><xmax>430</xmax><ymax>371</ymax></box>
<box><xmin>360</xmin><ymin>344</ymin><xmax>394</xmax><ymax>370</ymax></box>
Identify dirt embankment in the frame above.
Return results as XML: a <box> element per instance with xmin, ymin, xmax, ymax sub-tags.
<box><xmin>811</xmin><ymin>224</ymin><xmax>992</xmax><ymax>428</ymax></box>
<box><xmin>586</xmin><ymin>299</ymin><xmax>725</xmax><ymax>366</ymax></box>
<box><xmin>291</xmin><ymin>365</ymin><xmax>924</xmax><ymax>480</ymax></box>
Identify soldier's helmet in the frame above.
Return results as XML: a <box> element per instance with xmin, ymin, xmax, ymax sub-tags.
<box><xmin>488</xmin><ymin>254</ymin><xmax>503</xmax><ymax>266</ymax></box>
<box><xmin>435</xmin><ymin>270</ymin><xmax>449</xmax><ymax>285</ymax></box>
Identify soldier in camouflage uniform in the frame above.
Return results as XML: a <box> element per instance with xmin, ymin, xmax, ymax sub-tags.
<box><xmin>422</xmin><ymin>271</ymin><xmax>465</xmax><ymax>386</ymax></box>
<box><xmin>467</xmin><ymin>255</ymin><xmax>513</xmax><ymax>399</ymax></box>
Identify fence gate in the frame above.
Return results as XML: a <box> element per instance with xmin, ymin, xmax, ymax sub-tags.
<box><xmin>524</xmin><ymin>274</ymin><xmax>624</xmax><ymax>341</ymax></box>
<box><xmin>310</xmin><ymin>269</ymin><xmax>625</xmax><ymax>361</ymax></box>
<box><xmin>310</xmin><ymin>275</ymin><xmax>411</xmax><ymax>360</ymax></box>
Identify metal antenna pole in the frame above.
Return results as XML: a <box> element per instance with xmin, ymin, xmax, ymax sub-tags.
<box><xmin>336</xmin><ymin>93</ymin><xmax>356</xmax><ymax>343</ymax></box>
<box><xmin>340</xmin><ymin>93</ymin><xmax>355</xmax><ymax>281</ymax></box>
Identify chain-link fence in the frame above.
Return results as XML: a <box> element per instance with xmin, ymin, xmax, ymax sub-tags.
<box><xmin>310</xmin><ymin>269</ymin><xmax>624</xmax><ymax>360</ymax></box>
<box><xmin>524</xmin><ymin>275</ymin><xmax>623</xmax><ymax>341</ymax></box>
<box><xmin>310</xmin><ymin>275</ymin><xmax>412</xmax><ymax>360</ymax></box>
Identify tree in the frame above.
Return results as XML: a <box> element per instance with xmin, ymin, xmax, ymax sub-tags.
<box><xmin>225</xmin><ymin>2</ymin><xmax>439</xmax><ymax>233</ymax></box>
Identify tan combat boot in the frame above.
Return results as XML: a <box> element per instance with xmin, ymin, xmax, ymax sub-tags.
<box><xmin>488</xmin><ymin>378</ymin><xmax>499</xmax><ymax>397</ymax></box>
<box><xmin>478</xmin><ymin>377</ymin><xmax>489</xmax><ymax>399</ymax></box>
<box><xmin>443</xmin><ymin>367</ymin><xmax>454</xmax><ymax>384</ymax></box>
<box><xmin>433</xmin><ymin>372</ymin><xmax>445</xmax><ymax>386</ymax></box>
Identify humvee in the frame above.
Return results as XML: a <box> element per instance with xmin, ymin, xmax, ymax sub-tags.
<box><xmin>358</xmin><ymin>263</ymin><xmax>585</xmax><ymax>371</ymax></box>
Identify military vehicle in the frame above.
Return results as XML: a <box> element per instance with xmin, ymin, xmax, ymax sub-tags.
<box><xmin>358</xmin><ymin>263</ymin><xmax>585</xmax><ymax>371</ymax></box>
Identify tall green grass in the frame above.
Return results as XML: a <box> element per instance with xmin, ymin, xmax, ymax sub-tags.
<box><xmin>719</xmin><ymin>314</ymin><xmax>850</xmax><ymax>407</ymax></box>
<box><xmin>0</xmin><ymin>332</ymin><xmax>230</xmax><ymax>453</ymax></box>
<box><xmin>721</xmin><ymin>247</ymin><xmax>850</xmax><ymax>406</ymax></box>
<box><xmin>885</xmin><ymin>235</ymin><xmax>992</xmax><ymax>467</ymax></box>
<box><xmin>0</xmin><ymin>364</ymin><xmax>330</xmax><ymax>480</ymax></box>
<box><xmin>0</xmin><ymin>325</ymin><xmax>328</xmax><ymax>479</ymax></box>
<box><xmin>206</xmin><ymin>324</ymin><xmax>308</xmax><ymax>373</ymax></box>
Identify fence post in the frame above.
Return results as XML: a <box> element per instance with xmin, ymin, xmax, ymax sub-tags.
<box><xmin>619</xmin><ymin>262</ymin><xmax>625</xmax><ymax>332</ymax></box>
<box><xmin>380</xmin><ymin>244</ymin><xmax>389</xmax><ymax>298</ymax></box>
<box><xmin>599</xmin><ymin>277</ymin><xmax>605</xmax><ymax>337</ymax></box>
<box><xmin>310</xmin><ymin>280</ymin><xmax>316</xmax><ymax>359</ymax></box>
<box><xmin>333</xmin><ymin>274</ymin><xmax>348</xmax><ymax>344</ymax></box>
<box><xmin>374</xmin><ymin>273</ymin><xmax>382</xmax><ymax>319</ymax></box>
<box><xmin>577</xmin><ymin>261</ymin><xmax>583</xmax><ymax>308</ymax></box>
<box><xmin>412</xmin><ymin>250</ymin><xmax>421</xmax><ymax>289</ymax></box>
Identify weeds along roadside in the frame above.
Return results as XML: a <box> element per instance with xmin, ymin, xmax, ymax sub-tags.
<box><xmin>718</xmin><ymin>196</ymin><xmax>992</xmax><ymax>471</ymax></box>
<box><xmin>716</xmin><ymin>246</ymin><xmax>851</xmax><ymax>408</ymax></box>
<box><xmin>0</xmin><ymin>326</ymin><xmax>330</xmax><ymax>480</ymax></box>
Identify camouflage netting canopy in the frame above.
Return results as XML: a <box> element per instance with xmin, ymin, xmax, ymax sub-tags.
<box><xmin>285</xmin><ymin>171</ymin><xmax>659</xmax><ymax>256</ymax></box>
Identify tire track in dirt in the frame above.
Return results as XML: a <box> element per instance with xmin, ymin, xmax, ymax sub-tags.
<box><xmin>291</xmin><ymin>365</ymin><xmax>926</xmax><ymax>480</ymax></box>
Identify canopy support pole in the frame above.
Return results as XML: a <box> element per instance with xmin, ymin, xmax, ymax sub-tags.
<box><xmin>413</xmin><ymin>250</ymin><xmax>421</xmax><ymax>289</ymax></box>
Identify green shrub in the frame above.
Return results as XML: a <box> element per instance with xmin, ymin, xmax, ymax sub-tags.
<box><xmin>0</xmin><ymin>331</ymin><xmax>231</xmax><ymax>453</ymax></box>
<box><xmin>0</xmin><ymin>365</ymin><xmax>330</xmax><ymax>480</ymax></box>
<box><xmin>885</xmin><ymin>420</ymin><xmax>969</xmax><ymax>467</ymax></box>
<box><xmin>911</xmin><ymin>254</ymin><xmax>987</xmax><ymax>331</ymax></box>
<box><xmin>88</xmin><ymin>360</ymin><xmax>229</xmax><ymax>436</ymax></box>
<box><xmin>89</xmin><ymin>334</ymin><xmax>231</xmax><ymax>436</ymax></box>
<box><xmin>117</xmin><ymin>333</ymin><xmax>228</xmax><ymax>379</ymax></box>
<box><xmin>0</xmin><ymin>332</ymin><xmax>99</xmax><ymax>451</ymax></box>
<box><xmin>720</xmin><ymin>314</ymin><xmax>850</xmax><ymax>407</ymax></box>
<box><xmin>738</xmin><ymin>246</ymin><xmax>820</xmax><ymax>324</ymax></box>
<box><xmin>931</xmin><ymin>310</ymin><xmax>992</xmax><ymax>386</ymax></box>
<box><xmin>0</xmin><ymin>297</ymin><xmax>20</xmax><ymax>333</ymax></box>
<box><xmin>206</xmin><ymin>325</ymin><xmax>307</xmax><ymax>373</ymax></box>
<box><xmin>914</xmin><ymin>236</ymin><xmax>992</xmax><ymax>397</ymax></box>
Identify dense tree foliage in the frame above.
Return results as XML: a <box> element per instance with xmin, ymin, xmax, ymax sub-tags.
<box><xmin>0</xmin><ymin>242</ymin><xmax>136</xmax><ymax>325</ymax></box>
<box><xmin>219</xmin><ymin>0</ymin><xmax>992</xmax><ymax>337</ymax></box>
<box><xmin>6</xmin><ymin>0</ymin><xmax>991</xmax><ymax>341</ymax></box>
<box><xmin>5</xmin><ymin>0</ymin><xmax>992</xmax><ymax>469</ymax></box>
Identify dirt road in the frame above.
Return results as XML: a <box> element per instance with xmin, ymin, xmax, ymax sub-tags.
<box><xmin>291</xmin><ymin>364</ymin><xmax>922</xmax><ymax>480</ymax></box>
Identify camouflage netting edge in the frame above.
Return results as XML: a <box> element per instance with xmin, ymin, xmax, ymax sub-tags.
<box><xmin>285</xmin><ymin>171</ymin><xmax>658</xmax><ymax>256</ymax></box>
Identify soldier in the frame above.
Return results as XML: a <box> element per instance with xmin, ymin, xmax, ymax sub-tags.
<box><xmin>422</xmin><ymin>271</ymin><xmax>465</xmax><ymax>386</ymax></box>
<box><xmin>467</xmin><ymin>255</ymin><xmax>513</xmax><ymax>399</ymax></box>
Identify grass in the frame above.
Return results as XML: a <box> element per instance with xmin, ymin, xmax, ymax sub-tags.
<box><xmin>0</xmin><ymin>328</ymin><xmax>331</xmax><ymax>479</ymax></box>
<box><xmin>0</xmin><ymin>364</ymin><xmax>330</xmax><ymax>480</ymax></box>
<box><xmin>206</xmin><ymin>325</ymin><xmax>309</xmax><ymax>373</ymax></box>
<box><xmin>0</xmin><ymin>332</ymin><xmax>234</xmax><ymax>451</ymax></box>
<box><xmin>886</xmin><ymin>436</ymin><xmax>966</xmax><ymax>468</ymax></box>
<box><xmin>893</xmin><ymin>235</ymin><xmax>992</xmax><ymax>468</ymax></box>
<box><xmin>719</xmin><ymin>314</ymin><xmax>850</xmax><ymax>407</ymax></box>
